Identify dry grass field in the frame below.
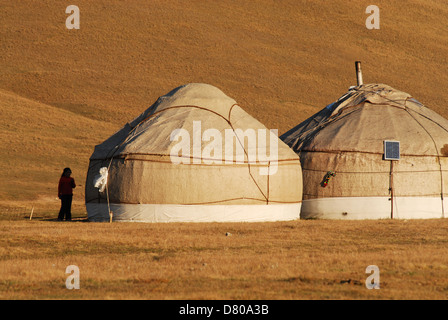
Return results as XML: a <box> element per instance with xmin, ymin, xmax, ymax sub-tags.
<box><xmin>1</xmin><ymin>0</ymin><xmax>448</xmax><ymax>300</ymax></box>
<box><xmin>1</xmin><ymin>215</ymin><xmax>448</xmax><ymax>300</ymax></box>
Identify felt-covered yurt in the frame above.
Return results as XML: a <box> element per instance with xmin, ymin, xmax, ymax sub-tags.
<box><xmin>281</xmin><ymin>83</ymin><xmax>448</xmax><ymax>220</ymax></box>
<box><xmin>85</xmin><ymin>83</ymin><xmax>302</xmax><ymax>222</ymax></box>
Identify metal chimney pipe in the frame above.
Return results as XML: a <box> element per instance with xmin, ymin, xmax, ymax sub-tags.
<box><xmin>355</xmin><ymin>61</ymin><xmax>363</xmax><ymax>86</ymax></box>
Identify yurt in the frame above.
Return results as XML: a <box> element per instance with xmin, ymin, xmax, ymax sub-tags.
<box><xmin>85</xmin><ymin>83</ymin><xmax>302</xmax><ymax>222</ymax></box>
<box><xmin>281</xmin><ymin>83</ymin><xmax>448</xmax><ymax>220</ymax></box>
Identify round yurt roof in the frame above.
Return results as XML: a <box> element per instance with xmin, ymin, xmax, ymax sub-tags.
<box><xmin>91</xmin><ymin>83</ymin><xmax>299</xmax><ymax>162</ymax></box>
<box><xmin>281</xmin><ymin>84</ymin><xmax>448</xmax><ymax>157</ymax></box>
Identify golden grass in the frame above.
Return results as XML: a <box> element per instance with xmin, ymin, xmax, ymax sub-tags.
<box><xmin>1</xmin><ymin>216</ymin><xmax>448</xmax><ymax>300</ymax></box>
<box><xmin>2</xmin><ymin>0</ymin><xmax>448</xmax><ymax>300</ymax></box>
<box><xmin>2</xmin><ymin>0</ymin><xmax>448</xmax><ymax>205</ymax></box>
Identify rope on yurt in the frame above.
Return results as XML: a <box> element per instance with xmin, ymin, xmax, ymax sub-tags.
<box><xmin>302</xmin><ymin>166</ymin><xmax>446</xmax><ymax>174</ymax></box>
<box><xmin>389</xmin><ymin>160</ymin><xmax>395</xmax><ymax>219</ymax></box>
<box><xmin>405</xmin><ymin>109</ymin><xmax>445</xmax><ymax>218</ymax></box>
<box><xmin>367</xmin><ymin>89</ymin><xmax>446</xmax><ymax>218</ymax></box>
<box><xmin>105</xmin><ymin>174</ymin><xmax>112</xmax><ymax>223</ymax></box>
<box><xmin>266</xmin><ymin>161</ymin><xmax>270</xmax><ymax>204</ymax></box>
<box><xmin>95</xmin><ymin>103</ymin><xmax>294</xmax><ymax>207</ymax></box>
<box><xmin>227</xmin><ymin>104</ymin><xmax>269</xmax><ymax>203</ymax></box>
<box><xmin>407</xmin><ymin>107</ymin><xmax>448</xmax><ymax>135</ymax></box>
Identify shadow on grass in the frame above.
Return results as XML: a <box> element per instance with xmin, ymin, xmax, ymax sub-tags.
<box><xmin>40</xmin><ymin>217</ymin><xmax>90</xmax><ymax>223</ymax></box>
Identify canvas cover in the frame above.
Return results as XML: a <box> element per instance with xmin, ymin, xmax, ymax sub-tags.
<box><xmin>85</xmin><ymin>83</ymin><xmax>302</xmax><ymax>222</ymax></box>
<box><xmin>281</xmin><ymin>84</ymin><xmax>448</xmax><ymax>219</ymax></box>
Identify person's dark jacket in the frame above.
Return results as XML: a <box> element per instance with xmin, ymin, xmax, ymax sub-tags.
<box><xmin>58</xmin><ymin>176</ymin><xmax>76</xmax><ymax>198</ymax></box>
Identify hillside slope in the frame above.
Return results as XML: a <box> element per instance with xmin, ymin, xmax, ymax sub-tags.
<box><xmin>0</xmin><ymin>89</ymin><xmax>116</xmax><ymax>210</ymax></box>
<box><xmin>1</xmin><ymin>0</ymin><xmax>448</xmax><ymax>210</ymax></box>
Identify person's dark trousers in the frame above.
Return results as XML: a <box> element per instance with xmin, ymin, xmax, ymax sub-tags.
<box><xmin>58</xmin><ymin>195</ymin><xmax>73</xmax><ymax>221</ymax></box>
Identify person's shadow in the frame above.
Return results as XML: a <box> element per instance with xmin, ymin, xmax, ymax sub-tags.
<box><xmin>41</xmin><ymin>217</ymin><xmax>89</xmax><ymax>222</ymax></box>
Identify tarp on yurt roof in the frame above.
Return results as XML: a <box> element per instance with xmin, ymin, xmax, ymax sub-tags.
<box><xmin>91</xmin><ymin>83</ymin><xmax>300</xmax><ymax>163</ymax></box>
<box><xmin>282</xmin><ymin>83</ymin><xmax>448</xmax><ymax>156</ymax></box>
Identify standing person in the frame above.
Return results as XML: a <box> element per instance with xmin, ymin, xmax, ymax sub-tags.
<box><xmin>58</xmin><ymin>168</ymin><xmax>76</xmax><ymax>221</ymax></box>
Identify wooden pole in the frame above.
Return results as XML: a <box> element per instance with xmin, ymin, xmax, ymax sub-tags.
<box><xmin>29</xmin><ymin>206</ymin><xmax>34</xmax><ymax>220</ymax></box>
<box><xmin>390</xmin><ymin>161</ymin><xmax>394</xmax><ymax>219</ymax></box>
<box><xmin>355</xmin><ymin>61</ymin><xmax>363</xmax><ymax>86</ymax></box>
